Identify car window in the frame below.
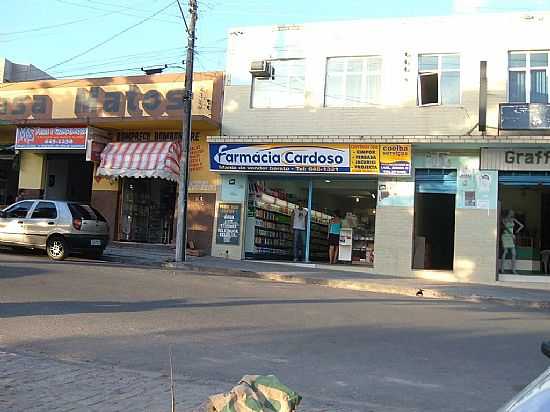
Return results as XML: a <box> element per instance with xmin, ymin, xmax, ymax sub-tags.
<box><xmin>5</xmin><ymin>201</ymin><xmax>34</xmax><ymax>218</ymax></box>
<box><xmin>68</xmin><ymin>203</ymin><xmax>105</xmax><ymax>221</ymax></box>
<box><xmin>31</xmin><ymin>202</ymin><xmax>58</xmax><ymax>219</ymax></box>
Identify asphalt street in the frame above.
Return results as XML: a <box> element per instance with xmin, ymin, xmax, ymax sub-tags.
<box><xmin>2</xmin><ymin>249</ymin><xmax>550</xmax><ymax>411</ymax></box>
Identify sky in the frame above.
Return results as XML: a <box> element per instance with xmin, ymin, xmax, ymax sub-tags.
<box><xmin>1</xmin><ymin>0</ymin><xmax>548</xmax><ymax>79</ymax></box>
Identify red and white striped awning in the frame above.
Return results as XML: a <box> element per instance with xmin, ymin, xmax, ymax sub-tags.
<box><xmin>96</xmin><ymin>141</ymin><xmax>182</xmax><ymax>182</ymax></box>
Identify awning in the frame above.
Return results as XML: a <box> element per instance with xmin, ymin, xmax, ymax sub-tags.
<box><xmin>96</xmin><ymin>141</ymin><xmax>182</xmax><ymax>182</ymax></box>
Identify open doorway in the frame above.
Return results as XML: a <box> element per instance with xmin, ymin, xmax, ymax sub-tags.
<box><xmin>413</xmin><ymin>193</ymin><xmax>455</xmax><ymax>270</ymax></box>
<box><xmin>413</xmin><ymin>169</ymin><xmax>456</xmax><ymax>270</ymax></box>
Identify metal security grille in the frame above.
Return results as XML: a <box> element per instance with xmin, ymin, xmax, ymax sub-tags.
<box><xmin>415</xmin><ymin>168</ymin><xmax>457</xmax><ymax>194</ymax></box>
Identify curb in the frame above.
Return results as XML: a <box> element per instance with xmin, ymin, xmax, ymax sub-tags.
<box><xmin>162</xmin><ymin>262</ymin><xmax>550</xmax><ymax>310</ymax></box>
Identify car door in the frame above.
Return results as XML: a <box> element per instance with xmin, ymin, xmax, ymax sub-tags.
<box><xmin>24</xmin><ymin>201</ymin><xmax>59</xmax><ymax>248</ymax></box>
<box><xmin>0</xmin><ymin>201</ymin><xmax>35</xmax><ymax>245</ymax></box>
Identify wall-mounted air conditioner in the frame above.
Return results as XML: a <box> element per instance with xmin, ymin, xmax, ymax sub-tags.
<box><xmin>249</xmin><ymin>61</ymin><xmax>274</xmax><ymax>79</ymax></box>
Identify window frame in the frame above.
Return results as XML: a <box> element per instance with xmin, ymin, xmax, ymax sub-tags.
<box><xmin>250</xmin><ymin>58</ymin><xmax>306</xmax><ymax>109</ymax></box>
<box><xmin>508</xmin><ymin>50</ymin><xmax>550</xmax><ymax>104</ymax></box>
<box><xmin>4</xmin><ymin>201</ymin><xmax>34</xmax><ymax>219</ymax></box>
<box><xmin>30</xmin><ymin>201</ymin><xmax>58</xmax><ymax>220</ymax></box>
<box><xmin>323</xmin><ymin>55</ymin><xmax>383</xmax><ymax>107</ymax></box>
<box><xmin>417</xmin><ymin>53</ymin><xmax>462</xmax><ymax>106</ymax></box>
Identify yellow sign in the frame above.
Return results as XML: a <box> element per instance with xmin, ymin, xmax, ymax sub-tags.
<box><xmin>350</xmin><ymin>144</ymin><xmax>380</xmax><ymax>174</ymax></box>
<box><xmin>379</xmin><ymin>144</ymin><xmax>412</xmax><ymax>175</ymax></box>
<box><xmin>0</xmin><ymin>73</ymin><xmax>220</xmax><ymax>122</ymax></box>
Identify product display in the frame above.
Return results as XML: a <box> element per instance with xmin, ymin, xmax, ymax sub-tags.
<box><xmin>245</xmin><ymin>185</ymin><xmax>332</xmax><ymax>260</ymax></box>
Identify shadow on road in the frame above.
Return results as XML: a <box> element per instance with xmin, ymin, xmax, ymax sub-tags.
<box><xmin>0</xmin><ymin>296</ymin><xmax>449</xmax><ymax>317</ymax></box>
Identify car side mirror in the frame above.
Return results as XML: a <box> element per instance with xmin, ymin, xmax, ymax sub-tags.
<box><xmin>541</xmin><ymin>341</ymin><xmax>550</xmax><ymax>359</ymax></box>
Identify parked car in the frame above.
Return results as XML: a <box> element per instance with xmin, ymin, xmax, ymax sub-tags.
<box><xmin>0</xmin><ymin>200</ymin><xmax>109</xmax><ymax>260</ymax></box>
<box><xmin>498</xmin><ymin>341</ymin><xmax>550</xmax><ymax>411</ymax></box>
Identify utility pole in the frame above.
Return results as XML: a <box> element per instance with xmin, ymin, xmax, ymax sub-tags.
<box><xmin>175</xmin><ymin>0</ymin><xmax>197</xmax><ymax>262</ymax></box>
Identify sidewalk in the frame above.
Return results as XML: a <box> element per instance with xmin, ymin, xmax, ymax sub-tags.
<box><xmin>104</xmin><ymin>242</ymin><xmax>550</xmax><ymax>310</ymax></box>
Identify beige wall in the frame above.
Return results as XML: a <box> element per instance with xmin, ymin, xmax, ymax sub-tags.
<box><xmin>18</xmin><ymin>152</ymin><xmax>45</xmax><ymax>190</ymax></box>
<box><xmin>222</xmin><ymin>12</ymin><xmax>550</xmax><ymax>137</ymax></box>
<box><xmin>373</xmin><ymin>206</ymin><xmax>415</xmax><ymax>276</ymax></box>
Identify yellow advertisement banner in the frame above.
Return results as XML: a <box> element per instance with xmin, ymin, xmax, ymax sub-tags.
<box><xmin>350</xmin><ymin>144</ymin><xmax>380</xmax><ymax>174</ymax></box>
<box><xmin>379</xmin><ymin>144</ymin><xmax>412</xmax><ymax>175</ymax></box>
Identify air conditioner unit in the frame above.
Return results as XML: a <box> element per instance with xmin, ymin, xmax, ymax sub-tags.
<box><xmin>250</xmin><ymin>61</ymin><xmax>274</xmax><ymax>79</ymax></box>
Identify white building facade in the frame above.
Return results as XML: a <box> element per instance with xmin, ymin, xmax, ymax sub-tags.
<box><xmin>209</xmin><ymin>12</ymin><xmax>550</xmax><ymax>285</ymax></box>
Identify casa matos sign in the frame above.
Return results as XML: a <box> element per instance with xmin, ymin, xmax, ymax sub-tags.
<box><xmin>209</xmin><ymin>143</ymin><xmax>411</xmax><ymax>175</ymax></box>
<box><xmin>0</xmin><ymin>76</ymin><xmax>214</xmax><ymax>121</ymax></box>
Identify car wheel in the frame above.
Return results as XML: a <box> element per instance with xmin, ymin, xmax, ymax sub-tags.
<box><xmin>46</xmin><ymin>236</ymin><xmax>68</xmax><ymax>261</ymax></box>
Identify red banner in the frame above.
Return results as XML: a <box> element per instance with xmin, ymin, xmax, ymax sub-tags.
<box><xmin>15</xmin><ymin>127</ymin><xmax>87</xmax><ymax>149</ymax></box>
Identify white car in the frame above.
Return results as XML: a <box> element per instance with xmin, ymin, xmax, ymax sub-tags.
<box><xmin>498</xmin><ymin>342</ymin><xmax>550</xmax><ymax>411</ymax></box>
<box><xmin>0</xmin><ymin>200</ymin><xmax>109</xmax><ymax>260</ymax></box>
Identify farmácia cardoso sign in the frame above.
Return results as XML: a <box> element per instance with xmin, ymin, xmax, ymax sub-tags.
<box><xmin>209</xmin><ymin>143</ymin><xmax>411</xmax><ymax>175</ymax></box>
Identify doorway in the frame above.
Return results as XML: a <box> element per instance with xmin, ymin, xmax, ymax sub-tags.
<box><xmin>413</xmin><ymin>193</ymin><xmax>456</xmax><ymax>270</ymax></box>
<box><xmin>413</xmin><ymin>168</ymin><xmax>457</xmax><ymax>270</ymax></box>
<box><xmin>44</xmin><ymin>154</ymin><xmax>93</xmax><ymax>202</ymax></box>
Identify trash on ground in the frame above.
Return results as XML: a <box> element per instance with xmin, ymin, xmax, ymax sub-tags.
<box><xmin>200</xmin><ymin>374</ymin><xmax>302</xmax><ymax>412</ymax></box>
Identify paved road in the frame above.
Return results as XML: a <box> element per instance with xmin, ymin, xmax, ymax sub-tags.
<box><xmin>2</xmin><ymin>250</ymin><xmax>550</xmax><ymax>411</ymax></box>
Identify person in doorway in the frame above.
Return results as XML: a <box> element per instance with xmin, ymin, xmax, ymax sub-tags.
<box><xmin>500</xmin><ymin>209</ymin><xmax>524</xmax><ymax>274</ymax></box>
<box><xmin>292</xmin><ymin>203</ymin><xmax>308</xmax><ymax>262</ymax></box>
<box><xmin>328</xmin><ymin>210</ymin><xmax>342</xmax><ymax>264</ymax></box>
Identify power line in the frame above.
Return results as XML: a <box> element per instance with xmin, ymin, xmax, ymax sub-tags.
<box><xmin>176</xmin><ymin>0</ymin><xmax>190</xmax><ymax>34</ymax></box>
<box><xmin>54</xmin><ymin>0</ymin><xmax>181</xmax><ymax>25</ymax></box>
<box><xmin>45</xmin><ymin>1</ymin><xmax>176</xmax><ymax>71</ymax></box>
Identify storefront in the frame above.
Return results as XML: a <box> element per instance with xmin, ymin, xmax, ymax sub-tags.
<box><xmin>208</xmin><ymin>142</ymin><xmax>411</xmax><ymax>265</ymax></box>
<box><xmin>0</xmin><ymin>72</ymin><xmax>223</xmax><ymax>248</ymax></box>
<box><xmin>482</xmin><ymin>148</ymin><xmax>550</xmax><ymax>279</ymax></box>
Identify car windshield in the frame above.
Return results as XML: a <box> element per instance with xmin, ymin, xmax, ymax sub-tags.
<box><xmin>68</xmin><ymin>203</ymin><xmax>106</xmax><ymax>222</ymax></box>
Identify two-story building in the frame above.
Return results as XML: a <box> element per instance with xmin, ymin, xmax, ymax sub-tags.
<box><xmin>208</xmin><ymin>12</ymin><xmax>550</xmax><ymax>284</ymax></box>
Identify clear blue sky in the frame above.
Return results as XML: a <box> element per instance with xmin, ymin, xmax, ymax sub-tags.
<box><xmin>1</xmin><ymin>0</ymin><xmax>548</xmax><ymax>78</ymax></box>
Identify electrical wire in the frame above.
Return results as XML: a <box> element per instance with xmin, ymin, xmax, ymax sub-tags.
<box><xmin>45</xmin><ymin>1</ymin><xmax>177</xmax><ymax>72</ymax></box>
<box><xmin>176</xmin><ymin>0</ymin><xmax>190</xmax><ymax>34</ymax></box>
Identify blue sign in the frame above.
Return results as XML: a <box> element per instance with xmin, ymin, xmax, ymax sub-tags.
<box><xmin>209</xmin><ymin>143</ymin><xmax>351</xmax><ymax>173</ymax></box>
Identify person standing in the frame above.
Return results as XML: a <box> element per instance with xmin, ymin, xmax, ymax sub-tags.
<box><xmin>292</xmin><ymin>203</ymin><xmax>307</xmax><ymax>262</ymax></box>
<box><xmin>500</xmin><ymin>209</ymin><xmax>524</xmax><ymax>274</ymax></box>
<box><xmin>328</xmin><ymin>210</ymin><xmax>342</xmax><ymax>264</ymax></box>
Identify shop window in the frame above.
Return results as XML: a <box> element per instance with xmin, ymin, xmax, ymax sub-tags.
<box><xmin>413</xmin><ymin>169</ymin><xmax>456</xmax><ymax>270</ymax></box>
<box><xmin>31</xmin><ymin>202</ymin><xmax>57</xmax><ymax>219</ymax></box>
<box><xmin>5</xmin><ymin>201</ymin><xmax>34</xmax><ymax>218</ymax></box>
<box><xmin>325</xmin><ymin>56</ymin><xmax>382</xmax><ymax>106</ymax></box>
<box><xmin>251</xmin><ymin>59</ymin><xmax>305</xmax><ymax>108</ymax></box>
<box><xmin>418</xmin><ymin>54</ymin><xmax>461</xmax><ymax>106</ymax></box>
<box><xmin>508</xmin><ymin>51</ymin><xmax>549</xmax><ymax>103</ymax></box>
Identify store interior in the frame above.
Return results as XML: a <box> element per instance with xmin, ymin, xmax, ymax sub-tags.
<box><xmin>0</xmin><ymin>158</ymin><xmax>18</xmax><ymax>207</ymax></box>
<box><xmin>244</xmin><ymin>177</ymin><xmax>377</xmax><ymax>264</ymax></box>
<box><xmin>499</xmin><ymin>185</ymin><xmax>550</xmax><ymax>275</ymax></box>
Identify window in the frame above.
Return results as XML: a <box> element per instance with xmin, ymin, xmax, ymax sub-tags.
<box><xmin>4</xmin><ymin>201</ymin><xmax>33</xmax><ymax>218</ymax></box>
<box><xmin>31</xmin><ymin>202</ymin><xmax>57</xmax><ymax>219</ymax></box>
<box><xmin>418</xmin><ymin>54</ymin><xmax>461</xmax><ymax>105</ymax></box>
<box><xmin>251</xmin><ymin>59</ymin><xmax>305</xmax><ymax>108</ymax></box>
<box><xmin>508</xmin><ymin>51</ymin><xmax>549</xmax><ymax>103</ymax></box>
<box><xmin>325</xmin><ymin>56</ymin><xmax>382</xmax><ymax>106</ymax></box>
<box><xmin>68</xmin><ymin>203</ymin><xmax>106</xmax><ymax>221</ymax></box>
